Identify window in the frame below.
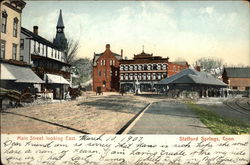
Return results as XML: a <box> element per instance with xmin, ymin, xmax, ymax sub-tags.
<box><xmin>110</xmin><ymin>59</ymin><xmax>113</xmax><ymax>66</ymax></box>
<box><xmin>232</xmin><ymin>86</ymin><xmax>238</xmax><ymax>90</ymax></box>
<box><xmin>104</xmin><ymin>69</ymin><xmax>106</xmax><ymax>76</ymax></box>
<box><xmin>38</xmin><ymin>43</ymin><xmax>40</xmax><ymax>53</ymax></box>
<box><xmin>120</xmin><ymin>65</ymin><xmax>124</xmax><ymax>71</ymax></box>
<box><xmin>1</xmin><ymin>11</ymin><xmax>7</xmax><ymax>33</ymax></box>
<box><xmin>153</xmin><ymin>64</ymin><xmax>157</xmax><ymax>70</ymax></box>
<box><xmin>246</xmin><ymin>87</ymin><xmax>250</xmax><ymax>90</ymax></box>
<box><xmin>147</xmin><ymin>64</ymin><xmax>152</xmax><ymax>70</ymax></box>
<box><xmin>20</xmin><ymin>56</ymin><xmax>23</xmax><ymax>61</ymax></box>
<box><xmin>13</xmin><ymin>17</ymin><xmax>18</xmax><ymax>37</ymax></box>
<box><xmin>103</xmin><ymin>60</ymin><xmax>106</xmax><ymax>65</ymax></box>
<box><xmin>157</xmin><ymin>64</ymin><xmax>162</xmax><ymax>70</ymax></box>
<box><xmin>33</xmin><ymin>41</ymin><xmax>36</xmax><ymax>52</ymax></box>
<box><xmin>125</xmin><ymin>74</ymin><xmax>128</xmax><ymax>80</ymax></box>
<box><xmin>42</xmin><ymin>44</ymin><xmax>44</xmax><ymax>55</ymax></box>
<box><xmin>173</xmin><ymin>65</ymin><xmax>176</xmax><ymax>71</ymax></box>
<box><xmin>98</xmin><ymin>70</ymin><xmax>101</xmax><ymax>76</ymax></box>
<box><xmin>152</xmin><ymin>73</ymin><xmax>156</xmax><ymax>80</ymax></box>
<box><xmin>134</xmin><ymin>65</ymin><xmax>138</xmax><ymax>71</ymax></box>
<box><xmin>110</xmin><ymin>71</ymin><xmax>112</xmax><ymax>76</ymax></box>
<box><xmin>20</xmin><ymin>39</ymin><xmax>24</xmax><ymax>50</ymax></box>
<box><xmin>120</xmin><ymin>74</ymin><xmax>124</xmax><ymax>80</ymax></box>
<box><xmin>51</xmin><ymin>49</ymin><xmax>53</xmax><ymax>57</ymax></box>
<box><xmin>103</xmin><ymin>81</ymin><xmax>106</xmax><ymax>87</ymax></box>
<box><xmin>0</xmin><ymin>40</ymin><xmax>6</xmax><ymax>59</ymax></box>
<box><xmin>115</xmin><ymin>71</ymin><xmax>118</xmax><ymax>76</ymax></box>
<box><xmin>129</xmin><ymin>74</ymin><xmax>133</xmax><ymax>80</ymax></box>
<box><xmin>12</xmin><ymin>44</ymin><xmax>17</xmax><ymax>60</ymax></box>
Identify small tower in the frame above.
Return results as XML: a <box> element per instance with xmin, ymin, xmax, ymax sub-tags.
<box><xmin>53</xmin><ymin>9</ymin><xmax>67</xmax><ymax>51</ymax></box>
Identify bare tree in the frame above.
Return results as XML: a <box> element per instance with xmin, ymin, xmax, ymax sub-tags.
<box><xmin>64</xmin><ymin>38</ymin><xmax>80</xmax><ymax>65</ymax></box>
<box><xmin>194</xmin><ymin>57</ymin><xmax>224</xmax><ymax>78</ymax></box>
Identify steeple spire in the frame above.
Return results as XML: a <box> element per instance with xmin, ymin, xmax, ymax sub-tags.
<box><xmin>57</xmin><ymin>9</ymin><xmax>64</xmax><ymax>28</ymax></box>
<box><xmin>53</xmin><ymin>9</ymin><xmax>67</xmax><ymax>51</ymax></box>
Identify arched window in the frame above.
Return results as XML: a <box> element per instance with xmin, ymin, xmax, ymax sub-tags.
<box><xmin>13</xmin><ymin>17</ymin><xmax>19</xmax><ymax>37</ymax></box>
<box><xmin>1</xmin><ymin>11</ymin><xmax>8</xmax><ymax>33</ymax></box>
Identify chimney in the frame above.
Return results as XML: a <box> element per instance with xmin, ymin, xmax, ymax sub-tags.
<box><xmin>33</xmin><ymin>26</ymin><xmax>38</xmax><ymax>35</ymax></box>
<box><xmin>195</xmin><ymin>66</ymin><xmax>201</xmax><ymax>72</ymax></box>
<box><xmin>106</xmin><ymin>44</ymin><xmax>110</xmax><ymax>50</ymax></box>
<box><xmin>121</xmin><ymin>49</ymin><xmax>123</xmax><ymax>58</ymax></box>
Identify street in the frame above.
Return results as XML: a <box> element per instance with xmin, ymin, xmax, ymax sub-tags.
<box><xmin>1</xmin><ymin>93</ymin><xmax>249</xmax><ymax>134</ymax></box>
<box><xmin>128</xmin><ymin>101</ymin><xmax>213</xmax><ymax>134</ymax></box>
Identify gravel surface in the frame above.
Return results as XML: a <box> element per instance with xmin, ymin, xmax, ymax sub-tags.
<box><xmin>1</xmin><ymin>92</ymin><xmax>149</xmax><ymax>134</ymax></box>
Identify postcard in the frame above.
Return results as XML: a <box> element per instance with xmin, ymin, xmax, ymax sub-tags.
<box><xmin>0</xmin><ymin>1</ymin><xmax>249</xmax><ymax>165</ymax></box>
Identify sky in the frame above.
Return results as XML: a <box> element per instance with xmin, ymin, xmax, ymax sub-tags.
<box><xmin>22</xmin><ymin>1</ymin><xmax>250</xmax><ymax>66</ymax></box>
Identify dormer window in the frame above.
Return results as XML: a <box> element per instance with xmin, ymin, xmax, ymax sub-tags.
<box><xmin>1</xmin><ymin>11</ymin><xmax>7</xmax><ymax>33</ymax></box>
<box><xmin>13</xmin><ymin>17</ymin><xmax>19</xmax><ymax>37</ymax></box>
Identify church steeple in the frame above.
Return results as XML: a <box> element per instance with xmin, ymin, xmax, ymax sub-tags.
<box><xmin>53</xmin><ymin>9</ymin><xmax>67</xmax><ymax>51</ymax></box>
<box><xmin>57</xmin><ymin>9</ymin><xmax>64</xmax><ymax>28</ymax></box>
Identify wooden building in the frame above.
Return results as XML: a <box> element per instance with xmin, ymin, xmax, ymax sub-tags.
<box><xmin>92</xmin><ymin>44</ymin><xmax>122</xmax><ymax>92</ymax></box>
<box><xmin>222</xmin><ymin>67</ymin><xmax>250</xmax><ymax>91</ymax></box>
<box><xmin>0</xmin><ymin>0</ymin><xmax>46</xmax><ymax>109</ymax></box>
<box><xmin>20</xmin><ymin>10</ymin><xmax>71</xmax><ymax>100</ymax></box>
<box><xmin>158</xmin><ymin>68</ymin><xmax>227</xmax><ymax>97</ymax></box>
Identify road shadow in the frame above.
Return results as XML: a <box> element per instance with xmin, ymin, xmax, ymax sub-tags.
<box><xmin>77</xmin><ymin>97</ymin><xmax>145</xmax><ymax>114</ymax></box>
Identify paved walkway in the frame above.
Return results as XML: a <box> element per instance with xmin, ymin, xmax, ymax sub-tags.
<box><xmin>128</xmin><ymin>101</ymin><xmax>213</xmax><ymax>134</ymax></box>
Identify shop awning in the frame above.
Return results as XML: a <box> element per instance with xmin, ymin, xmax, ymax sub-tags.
<box><xmin>0</xmin><ymin>63</ymin><xmax>44</xmax><ymax>83</ymax></box>
<box><xmin>45</xmin><ymin>73</ymin><xmax>70</xmax><ymax>84</ymax></box>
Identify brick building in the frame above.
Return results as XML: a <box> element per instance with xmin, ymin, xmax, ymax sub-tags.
<box><xmin>119</xmin><ymin>50</ymin><xmax>189</xmax><ymax>93</ymax></box>
<box><xmin>168</xmin><ymin>61</ymin><xmax>189</xmax><ymax>77</ymax></box>
<box><xmin>92</xmin><ymin>44</ymin><xmax>122</xmax><ymax>92</ymax></box>
<box><xmin>222</xmin><ymin>67</ymin><xmax>250</xmax><ymax>91</ymax></box>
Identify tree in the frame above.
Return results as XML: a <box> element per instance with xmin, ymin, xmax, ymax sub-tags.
<box><xmin>70</xmin><ymin>58</ymin><xmax>92</xmax><ymax>86</ymax></box>
<box><xmin>194</xmin><ymin>57</ymin><xmax>224</xmax><ymax>78</ymax></box>
<box><xmin>64</xmin><ymin>38</ymin><xmax>80</xmax><ymax>65</ymax></box>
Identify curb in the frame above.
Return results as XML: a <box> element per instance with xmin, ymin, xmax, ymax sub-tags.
<box><xmin>116</xmin><ymin>102</ymin><xmax>153</xmax><ymax>134</ymax></box>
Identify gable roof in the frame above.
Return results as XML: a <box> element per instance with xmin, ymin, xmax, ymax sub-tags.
<box><xmin>92</xmin><ymin>52</ymin><xmax>122</xmax><ymax>66</ymax></box>
<box><xmin>158</xmin><ymin>68</ymin><xmax>227</xmax><ymax>87</ymax></box>
<box><xmin>224</xmin><ymin>67</ymin><xmax>250</xmax><ymax>78</ymax></box>
<box><xmin>21</xmin><ymin>27</ymin><xmax>60</xmax><ymax>50</ymax></box>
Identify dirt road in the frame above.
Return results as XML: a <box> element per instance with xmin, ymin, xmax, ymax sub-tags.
<box><xmin>1</xmin><ymin>92</ymin><xmax>149</xmax><ymax>134</ymax></box>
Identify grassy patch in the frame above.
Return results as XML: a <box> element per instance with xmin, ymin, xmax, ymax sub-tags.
<box><xmin>186</xmin><ymin>102</ymin><xmax>250</xmax><ymax>134</ymax></box>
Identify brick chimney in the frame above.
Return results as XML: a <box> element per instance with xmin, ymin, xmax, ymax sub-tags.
<box><xmin>121</xmin><ymin>49</ymin><xmax>123</xmax><ymax>58</ymax></box>
<box><xmin>195</xmin><ymin>66</ymin><xmax>201</xmax><ymax>72</ymax></box>
<box><xmin>106</xmin><ymin>44</ymin><xmax>110</xmax><ymax>50</ymax></box>
<box><xmin>33</xmin><ymin>26</ymin><xmax>38</xmax><ymax>35</ymax></box>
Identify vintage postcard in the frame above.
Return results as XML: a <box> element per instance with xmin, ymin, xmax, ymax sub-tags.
<box><xmin>0</xmin><ymin>0</ymin><xmax>249</xmax><ymax>164</ymax></box>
